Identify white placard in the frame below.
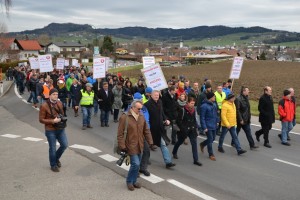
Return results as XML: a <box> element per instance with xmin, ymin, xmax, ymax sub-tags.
<box><xmin>229</xmin><ymin>57</ymin><xmax>244</xmax><ymax>79</ymax></box>
<box><xmin>93</xmin><ymin>57</ymin><xmax>106</xmax><ymax>79</ymax></box>
<box><xmin>29</xmin><ymin>57</ymin><xmax>40</xmax><ymax>69</ymax></box>
<box><xmin>142</xmin><ymin>56</ymin><xmax>155</xmax><ymax>69</ymax></box>
<box><xmin>56</xmin><ymin>58</ymin><xmax>65</xmax><ymax>70</ymax></box>
<box><xmin>38</xmin><ymin>55</ymin><xmax>53</xmax><ymax>73</ymax></box>
<box><xmin>105</xmin><ymin>57</ymin><xmax>110</xmax><ymax>71</ymax></box>
<box><xmin>72</xmin><ymin>59</ymin><xmax>78</xmax><ymax>67</ymax></box>
<box><xmin>64</xmin><ymin>59</ymin><xmax>69</xmax><ymax>66</ymax></box>
<box><xmin>141</xmin><ymin>64</ymin><xmax>167</xmax><ymax>91</ymax></box>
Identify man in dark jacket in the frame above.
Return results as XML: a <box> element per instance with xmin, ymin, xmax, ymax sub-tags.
<box><xmin>255</xmin><ymin>86</ymin><xmax>275</xmax><ymax>148</ymax></box>
<box><xmin>197</xmin><ymin>83</ymin><xmax>212</xmax><ymax>135</ymax></box>
<box><xmin>27</xmin><ymin>74</ymin><xmax>39</xmax><ymax>107</ymax></box>
<box><xmin>162</xmin><ymin>85</ymin><xmax>178</xmax><ymax>144</ymax></box>
<box><xmin>233</xmin><ymin>86</ymin><xmax>258</xmax><ymax>150</ymax></box>
<box><xmin>144</xmin><ymin>90</ymin><xmax>176</xmax><ymax>169</ymax></box>
<box><xmin>97</xmin><ymin>82</ymin><xmax>114</xmax><ymax>127</ymax></box>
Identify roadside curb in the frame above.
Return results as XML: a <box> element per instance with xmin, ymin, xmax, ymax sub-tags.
<box><xmin>0</xmin><ymin>81</ymin><xmax>14</xmax><ymax>99</ymax></box>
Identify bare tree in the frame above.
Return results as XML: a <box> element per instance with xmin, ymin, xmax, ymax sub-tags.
<box><xmin>1</xmin><ymin>0</ymin><xmax>12</xmax><ymax>15</ymax></box>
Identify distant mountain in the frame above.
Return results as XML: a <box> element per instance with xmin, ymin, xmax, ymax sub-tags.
<box><xmin>8</xmin><ymin>23</ymin><xmax>300</xmax><ymax>44</ymax></box>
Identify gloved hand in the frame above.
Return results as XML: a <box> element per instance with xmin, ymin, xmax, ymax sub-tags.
<box><xmin>149</xmin><ymin>144</ymin><xmax>157</xmax><ymax>151</ymax></box>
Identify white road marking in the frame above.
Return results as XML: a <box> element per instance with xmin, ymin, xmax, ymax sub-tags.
<box><xmin>274</xmin><ymin>158</ymin><xmax>300</xmax><ymax>168</ymax></box>
<box><xmin>167</xmin><ymin>179</ymin><xmax>218</xmax><ymax>200</ymax></box>
<box><xmin>99</xmin><ymin>154</ymin><xmax>119</xmax><ymax>162</ymax></box>
<box><xmin>23</xmin><ymin>137</ymin><xmax>43</xmax><ymax>142</ymax></box>
<box><xmin>14</xmin><ymin>85</ymin><xmax>22</xmax><ymax>99</ymax></box>
<box><xmin>198</xmin><ymin>136</ymin><xmax>231</xmax><ymax>147</ymax></box>
<box><xmin>22</xmin><ymin>99</ymin><xmax>31</xmax><ymax>104</ymax></box>
<box><xmin>69</xmin><ymin>144</ymin><xmax>102</xmax><ymax>154</ymax></box>
<box><xmin>251</xmin><ymin>123</ymin><xmax>300</xmax><ymax>136</ymax></box>
<box><xmin>117</xmin><ymin>163</ymin><xmax>130</xmax><ymax>171</ymax></box>
<box><xmin>140</xmin><ymin>173</ymin><xmax>164</xmax><ymax>184</ymax></box>
<box><xmin>1</xmin><ymin>134</ymin><xmax>21</xmax><ymax>138</ymax></box>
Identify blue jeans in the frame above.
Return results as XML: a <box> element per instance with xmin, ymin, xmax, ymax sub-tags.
<box><xmin>172</xmin><ymin>130</ymin><xmax>199</xmax><ymax>162</ymax></box>
<box><xmin>93</xmin><ymin>99</ymin><xmax>98</xmax><ymax>114</ymax></box>
<box><xmin>281</xmin><ymin>121</ymin><xmax>293</xmax><ymax>143</ymax></box>
<box><xmin>219</xmin><ymin>126</ymin><xmax>242</xmax><ymax>152</ymax></box>
<box><xmin>82</xmin><ymin>106</ymin><xmax>92</xmax><ymax>126</ymax></box>
<box><xmin>201</xmin><ymin>130</ymin><xmax>216</xmax><ymax>156</ymax></box>
<box><xmin>127</xmin><ymin>154</ymin><xmax>141</xmax><ymax>184</ymax></box>
<box><xmin>160</xmin><ymin>137</ymin><xmax>172</xmax><ymax>164</ymax></box>
<box><xmin>100</xmin><ymin>109</ymin><xmax>110</xmax><ymax>124</ymax></box>
<box><xmin>45</xmin><ymin>129</ymin><xmax>68</xmax><ymax>167</ymax></box>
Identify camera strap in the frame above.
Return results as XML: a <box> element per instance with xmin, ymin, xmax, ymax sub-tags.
<box><xmin>46</xmin><ymin>101</ymin><xmax>62</xmax><ymax>118</ymax></box>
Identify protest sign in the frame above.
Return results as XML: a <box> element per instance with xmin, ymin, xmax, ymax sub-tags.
<box><xmin>56</xmin><ymin>58</ymin><xmax>65</xmax><ymax>70</ymax></box>
<box><xmin>29</xmin><ymin>57</ymin><xmax>40</xmax><ymax>69</ymax></box>
<box><xmin>38</xmin><ymin>55</ymin><xmax>53</xmax><ymax>73</ymax></box>
<box><xmin>141</xmin><ymin>64</ymin><xmax>167</xmax><ymax>91</ymax></box>
<box><xmin>229</xmin><ymin>57</ymin><xmax>244</xmax><ymax>79</ymax></box>
<box><xmin>93</xmin><ymin>57</ymin><xmax>106</xmax><ymax>79</ymax></box>
<box><xmin>142</xmin><ymin>56</ymin><xmax>155</xmax><ymax>69</ymax></box>
<box><xmin>64</xmin><ymin>59</ymin><xmax>69</xmax><ymax>67</ymax></box>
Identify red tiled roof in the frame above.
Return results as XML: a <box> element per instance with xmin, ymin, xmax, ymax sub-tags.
<box><xmin>0</xmin><ymin>37</ymin><xmax>15</xmax><ymax>49</ymax></box>
<box><xmin>17</xmin><ymin>40</ymin><xmax>42</xmax><ymax>51</ymax></box>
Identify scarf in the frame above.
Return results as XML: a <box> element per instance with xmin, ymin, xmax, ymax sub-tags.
<box><xmin>177</xmin><ymin>99</ymin><xmax>186</xmax><ymax>107</ymax></box>
<box><xmin>184</xmin><ymin>104</ymin><xmax>195</xmax><ymax>115</ymax></box>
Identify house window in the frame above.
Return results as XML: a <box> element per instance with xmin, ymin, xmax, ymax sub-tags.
<box><xmin>63</xmin><ymin>48</ymin><xmax>67</xmax><ymax>52</ymax></box>
<box><xmin>24</xmin><ymin>53</ymin><xmax>27</xmax><ymax>58</ymax></box>
<box><xmin>72</xmin><ymin>48</ymin><xmax>75</xmax><ymax>51</ymax></box>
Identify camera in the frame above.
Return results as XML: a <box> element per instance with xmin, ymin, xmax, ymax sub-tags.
<box><xmin>116</xmin><ymin>151</ymin><xmax>128</xmax><ymax>166</ymax></box>
<box><xmin>58</xmin><ymin>114</ymin><xmax>67</xmax><ymax>123</ymax></box>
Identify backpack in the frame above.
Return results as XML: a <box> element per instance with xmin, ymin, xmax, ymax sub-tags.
<box><xmin>113</xmin><ymin>113</ymin><xmax>129</xmax><ymax>154</ymax></box>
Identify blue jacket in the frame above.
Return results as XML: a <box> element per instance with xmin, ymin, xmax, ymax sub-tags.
<box><xmin>87</xmin><ymin>76</ymin><xmax>96</xmax><ymax>85</ymax></box>
<box><xmin>126</xmin><ymin>105</ymin><xmax>150</xmax><ymax>128</ymax></box>
<box><xmin>222</xmin><ymin>87</ymin><xmax>231</xmax><ymax>98</ymax></box>
<box><xmin>200</xmin><ymin>100</ymin><xmax>219</xmax><ymax>130</ymax></box>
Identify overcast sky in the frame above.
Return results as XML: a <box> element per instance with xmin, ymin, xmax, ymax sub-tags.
<box><xmin>1</xmin><ymin>0</ymin><xmax>300</xmax><ymax>32</ymax></box>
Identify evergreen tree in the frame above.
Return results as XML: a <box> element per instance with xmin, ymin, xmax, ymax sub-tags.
<box><xmin>259</xmin><ymin>51</ymin><xmax>266</xmax><ymax>60</ymax></box>
<box><xmin>100</xmin><ymin>36</ymin><xmax>114</xmax><ymax>56</ymax></box>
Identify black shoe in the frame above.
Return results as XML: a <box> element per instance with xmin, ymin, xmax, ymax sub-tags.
<box><xmin>51</xmin><ymin>166</ymin><xmax>59</xmax><ymax>172</ymax></box>
<box><xmin>57</xmin><ymin>160</ymin><xmax>61</xmax><ymax>168</ymax></box>
<box><xmin>238</xmin><ymin>149</ymin><xmax>247</xmax><ymax>155</ymax></box>
<box><xmin>282</xmin><ymin>142</ymin><xmax>291</xmax><ymax>146</ymax></box>
<box><xmin>139</xmin><ymin>169</ymin><xmax>151</xmax><ymax>176</ymax></box>
<box><xmin>166</xmin><ymin>163</ymin><xmax>176</xmax><ymax>169</ymax></box>
<box><xmin>250</xmin><ymin>145</ymin><xmax>259</xmax><ymax>150</ymax></box>
<box><xmin>278</xmin><ymin>134</ymin><xmax>282</xmax><ymax>141</ymax></box>
<box><xmin>218</xmin><ymin>147</ymin><xmax>225</xmax><ymax>153</ymax></box>
<box><xmin>105</xmin><ymin>124</ymin><xmax>109</xmax><ymax>127</ymax></box>
<box><xmin>193</xmin><ymin>161</ymin><xmax>202</xmax><ymax>166</ymax></box>
<box><xmin>287</xmin><ymin>136</ymin><xmax>291</xmax><ymax>141</ymax></box>
<box><xmin>264</xmin><ymin>143</ymin><xmax>272</xmax><ymax>148</ymax></box>
<box><xmin>255</xmin><ymin>131</ymin><xmax>260</xmax><ymax>142</ymax></box>
<box><xmin>27</xmin><ymin>101</ymin><xmax>32</xmax><ymax>103</ymax></box>
<box><xmin>173</xmin><ymin>154</ymin><xmax>178</xmax><ymax>159</ymax></box>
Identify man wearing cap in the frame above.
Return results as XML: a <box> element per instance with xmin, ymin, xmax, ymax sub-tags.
<box><xmin>76</xmin><ymin>82</ymin><xmax>95</xmax><ymax>130</ymax></box>
<box><xmin>97</xmin><ymin>82</ymin><xmax>114</xmax><ymax>127</ymax></box>
<box><xmin>66</xmin><ymin>73</ymin><xmax>76</xmax><ymax>107</ymax></box>
<box><xmin>197</xmin><ymin>83</ymin><xmax>212</xmax><ymax>135</ymax></box>
<box><xmin>27</xmin><ymin>73</ymin><xmax>39</xmax><ymax>108</ymax></box>
<box><xmin>255</xmin><ymin>86</ymin><xmax>275</xmax><ymax>148</ymax></box>
<box><xmin>218</xmin><ymin>93</ymin><xmax>247</xmax><ymax>155</ymax></box>
<box><xmin>199</xmin><ymin>92</ymin><xmax>219</xmax><ymax>161</ymax></box>
<box><xmin>214</xmin><ymin>85</ymin><xmax>226</xmax><ymax>135</ymax></box>
<box><xmin>278</xmin><ymin>89</ymin><xmax>294</xmax><ymax>146</ymax></box>
<box><xmin>142</xmin><ymin>87</ymin><xmax>152</xmax><ymax>104</ymax></box>
<box><xmin>39</xmin><ymin>88</ymin><xmax>68</xmax><ymax>172</ymax></box>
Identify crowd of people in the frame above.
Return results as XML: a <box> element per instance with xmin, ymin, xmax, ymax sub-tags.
<box><xmin>9</xmin><ymin>64</ymin><xmax>296</xmax><ymax>191</ymax></box>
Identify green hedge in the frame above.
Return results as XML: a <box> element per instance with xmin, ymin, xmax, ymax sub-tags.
<box><xmin>0</xmin><ymin>60</ymin><xmax>28</xmax><ymax>72</ymax></box>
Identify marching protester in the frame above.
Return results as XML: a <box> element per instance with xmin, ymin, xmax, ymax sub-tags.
<box><xmin>142</xmin><ymin>87</ymin><xmax>152</xmax><ymax>103</ymax></box>
<box><xmin>27</xmin><ymin>73</ymin><xmax>39</xmax><ymax>108</ymax></box>
<box><xmin>92</xmin><ymin>78</ymin><xmax>103</xmax><ymax>117</ymax></box>
<box><xmin>199</xmin><ymin>92</ymin><xmax>219</xmax><ymax>161</ymax></box>
<box><xmin>255</xmin><ymin>86</ymin><xmax>275</xmax><ymax>148</ymax></box>
<box><xmin>57</xmin><ymin>80</ymin><xmax>68</xmax><ymax>117</ymax></box>
<box><xmin>39</xmin><ymin>88</ymin><xmax>68</xmax><ymax>172</ymax></box>
<box><xmin>76</xmin><ymin>83</ymin><xmax>95</xmax><ymax>130</ymax></box>
<box><xmin>197</xmin><ymin>83</ymin><xmax>212</xmax><ymax>135</ymax></box>
<box><xmin>278</xmin><ymin>89</ymin><xmax>295</xmax><ymax>146</ymax></box>
<box><xmin>214</xmin><ymin>85</ymin><xmax>226</xmax><ymax>135</ymax></box>
<box><xmin>233</xmin><ymin>86</ymin><xmax>259</xmax><ymax>150</ymax></box>
<box><xmin>41</xmin><ymin>79</ymin><xmax>54</xmax><ymax>101</ymax></box>
<box><xmin>112</xmin><ymin>82</ymin><xmax>123</xmax><ymax>122</ymax></box>
<box><xmin>162</xmin><ymin>85</ymin><xmax>179</xmax><ymax>145</ymax></box>
<box><xmin>218</xmin><ymin>94</ymin><xmax>247</xmax><ymax>155</ymax></box>
<box><xmin>97</xmin><ymin>82</ymin><xmax>114</xmax><ymax>127</ymax></box>
<box><xmin>117</xmin><ymin>100</ymin><xmax>154</xmax><ymax>191</ymax></box>
<box><xmin>144</xmin><ymin>90</ymin><xmax>176</xmax><ymax>169</ymax></box>
<box><xmin>36</xmin><ymin>76</ymin><xmax>45</xmax><ymax>106</ymax></box>
<box><xmin>122</xmin><ymin>80</ymin><xmax>134</xmax><ymax>111</ymax></box>
<box><xmin>172</xmin><ymin>96</ymin><xmax>202</xmax><ymax>166</ymax></box>
<box><xmin>222</xmin><ymin>81</ymin><xmax>231</xmax><ymax>98</ymax></box>
<box><xmin>188</xmin><ymin>82</ymin><xmax>201</xmax><ymax>133</ymax></box>
<box><xmin>176</xmin><ymin>92</ymin><xmax>189</xmax><ymax>145</ymax></box>
<box><xmin>69</xmin><ymin>79</ymin><xmax>82</xmax><ymax>117</ymax></box>
<box><xmin>66</xmin><ymin>73</ymin><xmax>76</xmax><ymax>107</ymax></box>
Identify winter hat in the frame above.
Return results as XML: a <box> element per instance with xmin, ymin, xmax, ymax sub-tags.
<box><xmin>133</xmin><ymin>92</ymin><xmax>143</xmax><ymax>100</ymax></box>
<box><xmin>49</xmin><ymin>88</ymin><xmax>58</xmax><ymax>95</ymax></box>
<box><xmin>226</xmin><ymin>93</ymin><xmax>235</xmax><ymax>100</ymax></box>
<box><xmin>178</xmin><ymin>82</ymin><xmax>184</xmax><ymax>88</ymax></box>
<box><xmin>86</xmin><ymin>83</ymin><xmax>93</xmax><ymax>88</ymax></box>
<box><xmin>205</xmin><ymin>83</ymin><xmax>212</xmax><ymax>89</ymax></box>
<box><xmin>58</xmin><ymin>80</ymin><xmax>64</xmax><ymax>84</ymax></box>
<box><xmin>145</xmin><ymin>87</ymin><xmax>153</xmax><ymax>94</ymax></box>
<box><xmin>206</xmin><ymin>92</ymin><xmax>215</xmax><ymax>100</ymax></box>
<box><xmin>283</xmin><ymin>89</ymin><xmax>291</xmax><ymax>96</ymax></box>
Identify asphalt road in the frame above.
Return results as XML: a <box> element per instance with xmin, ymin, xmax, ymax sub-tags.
<box><xmin>1</xmin><ymin>84</ymin><xmax>300</xmax><ymax>200</ymax></box>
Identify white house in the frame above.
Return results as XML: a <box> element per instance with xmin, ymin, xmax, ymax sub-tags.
<box><xmin>46</xmin><ymin>42</ymin><xmax>84</xmax><ymax>59</ymax></box>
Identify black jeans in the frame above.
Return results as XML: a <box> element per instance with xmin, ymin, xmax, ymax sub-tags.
<box><xmin>232</xmin><ymin>124</ymin><xmax>255</xmax><ymax>147</ymax></box>
<box><xmin>256</xmin><ymin>123</ymin><xmax>272</xmax><ymax>144</ymax></box>
<box><xmin>140</xmin><ymin>140</ymin><xmax>150</xmax><ymax>171</ymax></box>
<box><xmin>113</xmin><ymin>109</ymin><xmax>120</xmax><ymax>121</ymax></box>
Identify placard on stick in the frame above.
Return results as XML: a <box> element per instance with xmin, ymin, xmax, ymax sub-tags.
<box><xmin>141</xmin><ymin>64</ymin><xmax>167</xmax><ymax>91</ymax></box>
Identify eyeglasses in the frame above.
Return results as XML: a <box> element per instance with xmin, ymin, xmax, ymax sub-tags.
<box><xmin>136</xmin><ymin>107</ymin><xmax>142</xmax><ymax>110</ymax></box>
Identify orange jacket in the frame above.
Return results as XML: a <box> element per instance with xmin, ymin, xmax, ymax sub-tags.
<box><xmin>278</xmin><ymin>96</ymin><xmax>295</xmax><ymax>122</ymax></box>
